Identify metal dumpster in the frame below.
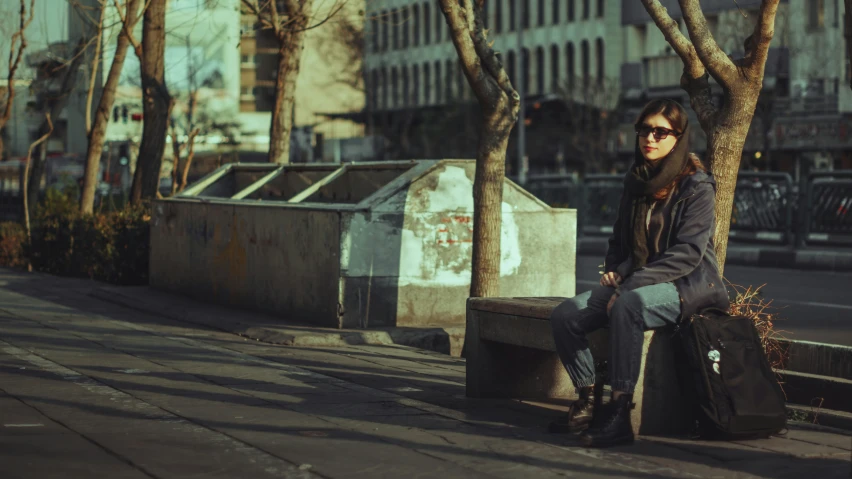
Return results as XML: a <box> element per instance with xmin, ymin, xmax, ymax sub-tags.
<box><xmin>150</xmin><ymin>160</ymin><xmax>577</xmax><ymax>329</ymax></box>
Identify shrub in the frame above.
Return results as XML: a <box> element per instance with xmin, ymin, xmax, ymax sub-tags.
<box><xmin>0</xmin><ymin>222</ymin><xmax>27</xmax><ymax>269</ymax></box>
<box><xmin>13</xmin><ymin>187</ymin><xmax>151</xmax><ymax>285</ymax></box>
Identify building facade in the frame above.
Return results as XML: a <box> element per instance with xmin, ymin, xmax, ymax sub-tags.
<box><xmin>360</xmin><ymin>0</ymin><xmax>851</xmax><ymax>174</ymax></box>
<box><xmin>361</xmin><ymin>0</ymin><xmax>625</xmax><ymax>170</ymax></box>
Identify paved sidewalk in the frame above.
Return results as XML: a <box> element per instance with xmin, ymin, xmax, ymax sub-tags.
<box><xmin>0</xmin><ymin>269</ymin><xmax>849</xmax><ymax>478</ymax></box>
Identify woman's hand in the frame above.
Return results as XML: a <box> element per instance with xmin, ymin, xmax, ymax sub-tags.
<box><xmin>599</xmin><ymin>272</ymin><xmax>623</xmax><ymax>287</ymax></box>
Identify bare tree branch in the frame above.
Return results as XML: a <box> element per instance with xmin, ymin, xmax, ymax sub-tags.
<box><xmin>2</xmin><ymin>0</ymin><xmax>36</xmax><ymax>128</ymax></box>
<box><xmin>640</xmin><ymin>0</ymin><xmax>702</xmax><ymax>77</ymax></box>
<box><xmin>23</xmin><ymin>113</ymin><xmax>53</xmax><ymax>246</ymax></box>
<box><xmin>678</xmin><ymin>0</ymin><xmax>738</xmax><ymax>87</ymax></box>
<box><xmin>744</xmin><ymin>0</ymin><xmax>780</xmax><ymax>75</ymax></box>
<box><xmin>86</xmin><ymin>0</ymin><xmax>107</xmax><ymax>134</ymax></box>
<box><xmin>112</xmin><ymin>0</ymin><xmax>150</xmax><ymax>58</ymax></box>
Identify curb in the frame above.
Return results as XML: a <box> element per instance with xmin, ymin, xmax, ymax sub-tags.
<box><xmin>787</xmin><ymin>405</ymin><xmax>852</xmax><ymax>432</ymax></box>
<box><xmin>90</xmin><ymin>287</ymin><xmax>465</xmax><ymax>356</ymax></box>
<box><xmin>577</xmin><ymin>236</ymin><xmax>852</xmax><ymax>271</ymax></box>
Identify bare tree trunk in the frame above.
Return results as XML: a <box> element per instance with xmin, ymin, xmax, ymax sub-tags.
<box><xmin>470</xmin><ymin>111</ymin><xmax>514</xmax><ymax>297</ymax></box>
<box><xmin>705</xmin><ymin>97</ymin><xmax>757</xmax><ymax>274</ymax></box>
<box><xmin>0</xmin><ymin>0</ymin><xmax>35</xmax><ymax>162</ymax></box>
<box><xmin>85</xmin><ymin>2</ymin><xmax>106</xmax><ymax>134</ymax></box>
<box><xmin>81</xmin><ymin>0</ymin><xmax>142</xmax><ymax>214</ymax></box>
<box><xmin>28</xmin><ymin>37</ymin><xmax>88</xmax><ymax>220</ymax></box>
<box><xmin>23</xmin><ymin>114</ymin><xmax>53</xmax><ymax>250</ymax></box>
<box><xmin>438</xmin><ymin>0</ymin><xmax>520</xmax><ymax>298</ymax></box>
<box><xmin>130</xmin><ymin>0</ymin><xmax>171</xmax><ymax>204</ymax></box>
<box><xmin>268</xmin><ymin>23</ymin><xmax>309</xmax><ymax>164</ymax></box>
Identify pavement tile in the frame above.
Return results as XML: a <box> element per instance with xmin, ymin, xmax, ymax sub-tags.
<box><xmin>0</xmin><ymin>434</ymin><xmax>151</xmax><ymax>479</ymax></box>
<box><xmin>0</xmin><ymin>396</ymin><xmax>75</xmax><ymax>437</ymax></box>
<box><xmin>785</xmin><ymin>426</ymin><xmax>852</xmax><ymax>451</ymax></box>
<box><xmin>732</xmin><ymin>435</ymin><xmax>850</xmax><ymax>458</ymax></box>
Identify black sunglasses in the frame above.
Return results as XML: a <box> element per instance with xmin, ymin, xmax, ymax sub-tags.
<box><xmin>635</xmin><ymin>124</ymin><xmax>681</xmax><ymax>140</ymax></box>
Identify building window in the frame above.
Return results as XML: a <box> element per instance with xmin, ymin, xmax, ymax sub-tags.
<box><xmin>567</xmin><ymin>0</ymin><xmax>575</xmax><ymax>22</ymax></box>
<box><xmin>424</xmin><ymin>3</ymin><xmax>431</xmax><ymax>44</ymax></box>
<box><xmin>596</xmin><ymin>0</ymin><xmax>603</xmax><ymax>17</ymax></box>
<box><xmin>402</xmin><ymin>10</ymin><xmax>409</xmax><ymax>48</ymax></box>
<box><xmin>392</xmin><ymin>10</ymin><xmax>400</xmax><ymax>49</ymax></box>
<box><xmin>370</xmin><ymin>70</ymin><xmax>378</xmax><ymax>109</ymax></box>
<box><xmin>391</xmin><ymin>67</ymin><xmax>399</xmax><ymax>107</ymax></box>
<box><xmin>552</xmin><ymin>0</ymin><xmax>559</xmax><ymax>24</ymax></box>
<box><xmin>445</xmin><ymin>59</ymin><xmax>454</xmax><ymax>101</ymax></box>
<box><xmin>402</xmin><ymin>66</ymin><xmax>410</xmax><ymax>106</ymax></box>
<box><xmin>413</xmin><ymin>64</ymin><xmax>420</xmax><ymax>105</ymax></box>
<box><xmin>381</xmin><ymin>68</ymin><xmax>388</xmax><ymax>109</ymax></box>
<box><xmin>381</xmin><ymin>11</ymin><xmax>389</xmax><ymax>51</ymax></box>
<box><xmin>496</xmin><ymin>0</ymin><xmax>503</xmax><ymax>33</ymax></box>
<box><xmin>522</xmin><ymin>0</ymin><xmax>530</xmax><ymax>28</ymax></box>
<box><xmin>581</xmin><ymin>40</ymin><xmax>589</xmax><ymax>88</ymax></box>
<box><xmin>507</xmin><ymin>51</ymin><xmax>517</xmax><ymax>87</ymax></box>
<box><xmin>435</xmin><ymin>61</ymin><xmax>442</xmax><ymax>103</ymax></box>
<box><xmin>566</xmin><ymin>42</ymin><xmax>575</xmax><ymax>91</ymax></box>
<box><xmin>535</xmin><ymin>47</ymin><xmax>544</xmax><ymax>94</ymax></box>
<box><xmin>808</xmin><ymin>0</ymin><xmax>825</xmax><ymax>29</ymax></box>
<box><xmin>435</xmin><ymin>3</ymin><xmax>442</xmax><ymax>42</ymax></box>
<box><xmin>595</xmin><ymin>38</ymin><xmax>604</xmax><ymax>85</ymax></box>
<box><xmin>509</xmin><ymin>0</ymin><xmax>516</xmax><ymax>31</ymax></box>
<box><xmin>413</xmin><ymin>5</ymin><xmax>420</xmax><ymax>47</ymax></box>
<box><xmin>371</xmin><ymin>17</ymin><xmax>379</xmax><ymax>52</ymax></box>
<box><xmin>424</xmin><ymin>63</ymin><xmax>431</xmax><ymax>103</ymax></box>
<box><xmin>550</xmin><ymin>44</ymin><xmax>559</xmax><ymax>91</ymax></box>
<box><xmin>456</xmin><ymin>60</ymin><xmax>465</xmax><ymax>100</ymax></box>
<box><xmin>537</xmin><ymin>0</ymin><xmax>545</xmax><ymax>26</ymax></box>
<box><xmin>522</xmin><ymin>48</ymin><xmax>530</xmax><ymax>94</ymax></box>
<box><xmin>241</xmin><ymin>54</ymin><xmax>255</xmax><ymax>64</ymax></box>
<box><xmin>582</xmin><ymin>0</ymin><xmax>589</xmax><ymax>19</ymax></box>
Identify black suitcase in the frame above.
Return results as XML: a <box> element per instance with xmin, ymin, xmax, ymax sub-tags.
<box><xmin>675</xmin><ymin>308</ymin><xmax>787</xmax><ymax>439</ymax></box>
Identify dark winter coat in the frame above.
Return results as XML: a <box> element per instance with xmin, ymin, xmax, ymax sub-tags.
<box><xmin>604</xmin><ymin>169</ymin><xmax>730</xmax><ymax>321</ymax></box>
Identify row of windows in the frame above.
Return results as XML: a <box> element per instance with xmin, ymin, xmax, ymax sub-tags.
<box><xmin>369</xmin><ymin>0</ymin><xmax>604</xmax><ymax>53</ymax></box>
<box><xmin>367</xmin><ymin>39</ymin><xmax>605</xmax><ymax>110</ymax></box>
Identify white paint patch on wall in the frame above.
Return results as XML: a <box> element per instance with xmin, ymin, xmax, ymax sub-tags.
<box><xmin>396</xmin><ymin>165</ymin><xmax>522</xmax><ymax>287</ymax></box>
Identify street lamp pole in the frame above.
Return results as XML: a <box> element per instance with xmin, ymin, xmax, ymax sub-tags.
<box><xmin>516</xmin><ymin>0</ymin><xmax>526</xmax><ymax>185</ymax></box>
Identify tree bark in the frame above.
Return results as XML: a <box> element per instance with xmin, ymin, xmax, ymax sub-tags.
<box><xmin>438</xmin><ymin>0</ymin><xmax>520</xmax><ymax>298</ymax></box>
<box><xmin>130</xmin><ymin>0</ymin><xmax>171</xmax><ymax>204</ymax></box>
<box><xmin>268</xmin><ymin>14</ymin><xmax>310</xmax><ymax>164</ymax></box>
<box><xmin>81</xmin><ymin>0</ymin><xmax>142</xmax><ymax>214</ymax></box>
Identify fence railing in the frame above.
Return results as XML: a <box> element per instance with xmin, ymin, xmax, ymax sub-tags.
<box><xmin>518</xmin><ymin>170</ymin><xmax>852</xmax><ymax>247</ymax></box>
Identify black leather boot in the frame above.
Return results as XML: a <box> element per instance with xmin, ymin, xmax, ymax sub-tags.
<box><xmin>548</xmin><ymin>385</ymin><xmax>598</xmax><ymax>434</ymax></box>
<box><xmin>580</xmin><ymin>393</ymin><xmax>635</xmax><ymax>447</ymax></box>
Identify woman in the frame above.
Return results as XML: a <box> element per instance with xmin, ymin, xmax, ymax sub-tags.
<box><xmin>548</xmin><ymin>99</ymin><xmax>729</xmax><ymax>448</ymax></box>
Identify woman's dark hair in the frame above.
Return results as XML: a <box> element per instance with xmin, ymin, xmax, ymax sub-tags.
<box><xmin>635</xmin><ymin>99</ymin><xmax>706</xmax><ymax>200</ymax></box>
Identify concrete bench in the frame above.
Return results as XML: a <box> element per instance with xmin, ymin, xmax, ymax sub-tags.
<box><xmin>465</xmin><ymin>297</ymin><xmax>691</xmax><ymax>436</ymax></box>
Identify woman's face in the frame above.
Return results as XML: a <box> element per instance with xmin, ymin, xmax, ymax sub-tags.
<box><xmin>638</xmin><ymin>113</ymin><xmax>680</xmax><ymax>162</ymax></box>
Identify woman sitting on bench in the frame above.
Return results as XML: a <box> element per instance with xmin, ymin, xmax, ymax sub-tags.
<box><xmin>548</xmin><ymin>99</ymin><xmax>729</xmax><ymax>448</ymax></box>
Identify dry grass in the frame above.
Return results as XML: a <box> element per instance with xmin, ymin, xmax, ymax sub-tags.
<box><xmin>725</xmin><ymin>281</ymin><xmax>790</xmax><ymax>371</ymax></box>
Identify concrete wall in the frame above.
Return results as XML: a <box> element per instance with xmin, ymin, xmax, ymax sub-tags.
<box><xmin>152</xmin><ymin>160</ymin><xmax>577</xmax><ymax>330</ymax></box>
<box><xmin>339</xmin><ymin>161</ymin><xmax>576</xmax><ymax>328</ymax></box>
<box><xmin>150</xmin><ymin>200</ymin><xmax>342</xmax><ymax>327</ymax></box>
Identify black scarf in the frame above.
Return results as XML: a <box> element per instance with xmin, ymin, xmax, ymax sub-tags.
<box><xmin>623</xmin><ymin>125</ymin><xmax>691</xmax><ymax>269</ymax></box>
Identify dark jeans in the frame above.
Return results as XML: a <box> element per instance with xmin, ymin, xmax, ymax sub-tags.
<box><xmin>549</xmin><ymin>283</ymin><xmax>681</xmax><ymax>394</ymax></box>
